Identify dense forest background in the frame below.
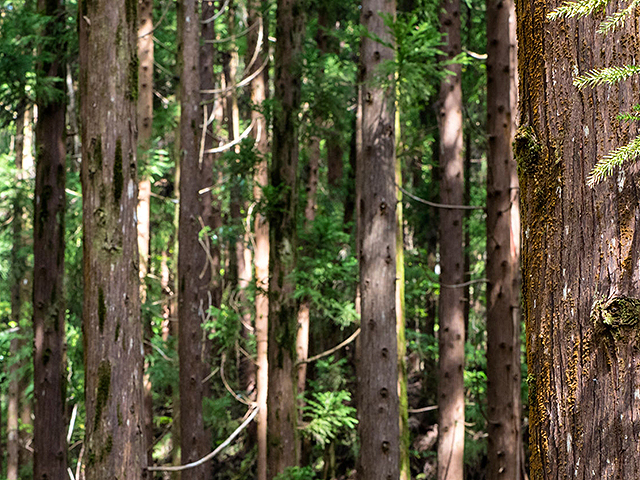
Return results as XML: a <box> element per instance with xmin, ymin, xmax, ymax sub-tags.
<box><xmin>0</xmin><ymin>0</ymin><xmax>524</xmax><ymax>478</ymax></box>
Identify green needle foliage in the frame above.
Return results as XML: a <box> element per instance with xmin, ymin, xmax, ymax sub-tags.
<box><xmin>549</xmin><ymin>0</ymin><xmax>640</xmax><ymax>186</ymax></box>
<box><xmin>301</xmin><ymin>390</ymin><xmax>358</xmax><ymax>447</ymax></box>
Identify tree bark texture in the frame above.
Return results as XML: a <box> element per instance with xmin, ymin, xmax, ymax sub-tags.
<box><xmin>437</xmin><ymin>0</ymin><xmax>465</xmax><ymax>479</ymax></box>
<box><xmin>177</xmin><ymin>0</ymin><xmax>215</xmax><ymax>477</ymax></box>
<box><xmin>78</xmin><ymin>0</ymin><xmax>146</xmax><ymax>476</ymax></box>
<box><xmin>518</xmin><ymin>2</ymin><xmax>640</xmax><ymax>479</ymax></box>
<box><xmin>267</xmin><ymin>0</ymin><xmax>305</xmax><ymax>476</ymax></box>
<box><xmin>486</xmin><ymin>0</ymin><xmax>521</xmax><ymax>478</ymax></box>
<box><xmin>247</xmin><ymin>1</ymin><xmax>270</xmax><ymax>478</ymax></box>
<box><xmin>33</xmin><ymin>0</ymin><xmax>67</xmax><ymax>476</ymax></box>
<box><xmin>356</xmin><ymin>1</ymin><xmax>399</xmax><ymax>480</ymax></box>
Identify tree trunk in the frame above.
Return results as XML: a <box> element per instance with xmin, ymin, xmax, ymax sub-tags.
<box><xmin>7</xmin><ymin>106</ymin><xmax>26</xmax><ymax>480</ymax></box>
<box><xmin>437</xmin><ymin>0</ymin><xmax>465</xmax><ymax>478</ymax></box>
<box><xmin>78</xmin><ymin>0</ymin><xmax>146</xmax><ymax>476</ymax></box>
<box><xmin>356</xmin><ymin>1</ymin><xmax>399</xmax><ymax>479</ymax></box>
<box><xmin>247</xmin><ymin>1</ymin><xmax>269</xmax><ymax>478</ymax></box>
<box><xmin>518</xmin><ymin>3</ymin><xmax>640</xmax><ymax>478</ymax></box>
<box><xmin>267</xmin><ymin>0</ymin><xmax>305</xmax><ymax>476</ymax></box>
<box><xmin>177</xmin><ymin>0</ymin><xmax>214</xmax><ymax>476</ymax></box>
<box><xmin>486</xmin><ymin>0</ymin><xmax>520</xmax><ymax>478</ymax></box>
<box><xmin>136</xmin><ymin>0</ymin><xmax>154</xmax><ymax>452</ymax></box>
<box><xmin>33</xmin><ymin>0</ymin><xmax>67</xmax><ymax>476</ymax></box>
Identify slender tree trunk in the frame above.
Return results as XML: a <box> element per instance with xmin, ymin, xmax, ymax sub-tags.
<box><xmin>33</xmin><ymin>0</ymin><xmax>67</xmax><ymax>476</ymax></box>
<box><xmin>486</xmin><ymin>0</ymin><xmax>520</xmax><ymax>478</ymax></box>
<box><xmin>137</xmin><ymin>0</ymin><xmax>154</xmax><ymax>463</ymax></box>
<box><xmin>395</xmin><ymin>115</ymin><xmax>410</xmax><ymax>480</ymax></box>
<box><xmin>7</xmin><ymin>106</ymin><xmax>26</xmax><ymax>480</ymax></box>
<box><xmin>518</xmin><ymin>2</ymin><xmax>640</xmax><ymax>478</ymax></box>
<box><xmin>177</xmin><ymin>0</ymin><xmax>213</xmax><ymax>476</ymax></box>
<box><xmin>356</xmin><ymin>1</ymin><xmax>398</xmax><ymax>479</ymax></box>
<box><xmin>267</xmin><ymin>0</ymin><xmax>305</xmax><ymax>476</ymax></box>
<box><xmin>437</xmin><ymin>0</ymin><xmax>465</xmax><ymax>478</ymax></box>
<box><xmin>78</xmin><ymin>0</ymin><xmax>146</xmax><ymax>476</ymax></box>
<box><xmin>247</xmin><ymin>2</ymin><xmax>269</xmax><ymax>478</ymax></box>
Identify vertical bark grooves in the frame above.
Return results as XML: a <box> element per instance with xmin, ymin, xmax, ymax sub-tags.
<box><xmin>357</xmin><ymin>1</ymin><xmax>399</xmax><ymax>479</ymax></box>
<box><xmin>79</xmin><ymin>0</ymin><xmax>146</xmax><ymax>476</ymax></box>
<box><xmin>486</xmin><ymin>0</ymin><xmax>520</xmax><ymax>478</ymax></box>
<box><xmin>177</xmin><ymin>0</ymin><xmax>211</xmax><ymax>477</ymax></box>
<box><xmin>518</xmin><ymin>2</ymin><xmax>640</xmax><ymax>478</ymax></box>
<box><xmin>247</xmin><ymin>2</ymin><xmax>269</xmax><ymax>478</ymax></box>
<box><xmin>437</xmin><ymin>1</ymin><xmax>465</xmax><ymax>479</ymax></box>
<box><xmin>267</xmin><ymin>0</ymin><xmax>304</xmax><ymax>476</ymax></box>
<box><xmin>33</xmin><ymin>0</ymin><xmax>67</xmax><ymax>478</ymax></box>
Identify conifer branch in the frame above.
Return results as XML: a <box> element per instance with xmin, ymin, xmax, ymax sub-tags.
<box><xmin>597</xmin><ymin>0</ymin><xmax>639</xmax><ymax>33</ymax></box>
<box><xmin>587</xmin><ymin>135</ymin><xmax>640</xmax><ymax>187</ymax></box>
<box><xmin>573</xmin><ymin>65</ymin><xmax>640</xmax><ymax>89</ymax></box>
<box><xmin>547</xmin><ymin>0</ymin><xmax>608</xmax><ymax>20</ymax></box>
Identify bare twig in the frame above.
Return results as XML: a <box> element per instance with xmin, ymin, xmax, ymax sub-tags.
<box><xmin>201</xmin><ymin>56</ymin><xmax>268</xmax><ymax>96</ymax></box>
<box><xmin>440</xmin><ymin>278</ymin><xmax>488</xmax><ymax>289</ymax></box>
<box><xmin>201</xmin><ymin>0</ymin><xmax>230</xmax><ymax>24</ymax></box>
<box><xmin>296</xmin><ymin>328</ymin><xmax>361</xmax><ymax>366</ymax></box>
<box><xmin>221</xmin><ymin>353</ymin><xmax>252</xmax><ymax>406</ymax></box>
<box><xmin>203</xmin><ymin>121</ymin><xmax>254</xmax><ymax>155</ymax></box>
<box><xmin>147</xmin><ymin>406</ymin><xmax>259</xmax><ymax>472</ymax></box>
<box><xmin>398</xmin><ymin>184</ymin><xmax>484</xmax><ymax>211</ymax></box>
<box><xmin>408</xmin><ymin>405</ymin><xmax>439</xmax><ymax>413</ymax></box>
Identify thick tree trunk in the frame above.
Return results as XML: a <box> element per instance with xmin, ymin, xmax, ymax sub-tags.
<box><xmin>33</xmin><ymin>0</ymin><xmax>67</xmax><ymax>476</ymax></box>
<box><xmin>518</xmin><ymin>2</ymin><xmax>640</xmax><ymax>478</ymax></box>
<box><xmin>356</xmin><ymin>1</ymin><xmax>398</xmax><ymax>480</ymax></box>
<box><xmin>437</xmin><ymin>0</ymin><xmax>465</xmax><ymax>479</ymax></box>
<box><xmin>247</xmin><ymin>2</ymin><xmax>269</xmax><ymax>478</ymax></box>
<box><xmin>177</xmin><ymin>0</ymin><xmax>215</xmax><ymax>477</ymax></box>
<box><xmin>78</xmin><ymin>0</ymin><xmax>146</xmax><ymax>476</ymax></box>
<box><xmin>486</xmin><ymin>0</ymin><xmax>520</xmax><ymax>478</ymax></box>
<box><xmin>267</xmin><ymin>0</ymin><xmax>304</xmax><ymax>476</ymax></box>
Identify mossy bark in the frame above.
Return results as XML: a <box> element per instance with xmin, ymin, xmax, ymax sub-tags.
<box><xmin>267</xmin><ymin>0</ymin><xmax>305</xmax><ymax>476</ymax></box>
<box><xmin>33</xmin><ymin>0</ymin><xmax>67</xmax><ymax>477</ymax></box>
<box><xmin>517</xmin><ymin>2</ymin><xmax>640</xmax><ymax>478</ymax></box>
<box><xmin>79</xmin><ymin>0</ymin><xmax>146</xmax><ymax>476</ymax></box>
<box><xmin>356</xmin><ymin>1</ymin><xmax>399</xmax><ymax>479</ymax></box>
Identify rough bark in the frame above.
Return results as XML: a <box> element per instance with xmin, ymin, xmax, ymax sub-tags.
<box><xmin>177</xmin><ymin>0</ymin><xmax>213</xmax><ymax>476</ymax></box>
<box><xmin>356</xmin><ymin>1</ymin><xmax>399</xmax><ymax>479</ymax></box>
<box><xmin>518</xmin><ymin>2</ymin><xmax>640</xmax><ymax>478</ymax></box>
<box><xmin>247</xmin><ymin>1</ymin><xmax>270</xmax><ymax>478</ymax></box>
<box><xmin>437</xmin><ymin>0</ymin><xmax>465</xmax><ymax>478</ymax></box>
<box><xmin>267</xmin><ymin>0</ymin><xmax>305</xmax><ymax>476</ymax></box>
<box><xmin>78</xmin><ymin>0</ymin><xmax>146</xmax><ymax>476</ymax></box>
<box><xmin>33</xmin><ymin>0</ymin><xmax>67</xmax><ymax>476</ymax></box>
<box><xmin>486</xmin><ymin>0</ymin><xmax>520</xmax><ymax>478</ymax></box>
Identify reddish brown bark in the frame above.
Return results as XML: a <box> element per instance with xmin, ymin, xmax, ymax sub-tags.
<box><xmin>437</xmin><ymin>0</ymin><xmax>465</xmax><ymax>479</ymax></box>
<box><xmin>247</xmin><ymin>1</ymin><xmax>270</xmax><ymax>478</ymax></box>
<box><xmin>356</xmin><ymin>1</ymin><xmax>399</xmax><ymax>479</ymax></box>
<box><xmin>78</xmin><ymin>0</ymin><xmax>146</xmax><ymax>476</ymax></box>
<box><xmin>33</xmin><ymin>0</ymin><xmax>67</xmax><ymax>477</ymax></box>
<box><xmin>177</xmin><ymin>0</ymin><xmax>213</xmax><ymax>477</ymax></box>
<box><xmin>486</xmin><ymin>0</ymin><xmax>521</xmax><ymax>478</ymax></box>
<box><xmin>518</xmin><ymin>2</ymin><xmax>640</xmax><ymax>478</ymax></box>
<box><xmin>267</xmin><ymin>0</ymin><xmax>305</xmax><ymax>476</ymax></box>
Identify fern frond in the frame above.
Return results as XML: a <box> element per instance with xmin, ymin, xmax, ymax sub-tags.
<box><xmin>548</xmin><ymin>0</ymin><xmax>608</xmax><ymax>20</ymax></box>
<box><xmin>597</xmin><ymin>0</ymin><xmax>639</xmax><ymax>33</ymax></box>
<box><xmin>587</xmin><ymin>135</ymin><xmax>640</xmax><ymax>187</ymax></box>
<box><xmin>573</xmin><ymin>65</ymin><xmax>640</xmax><ymax>89</ymax></box>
